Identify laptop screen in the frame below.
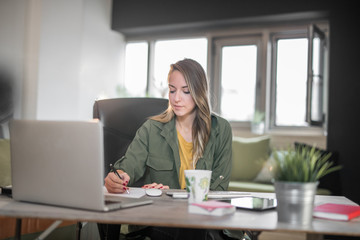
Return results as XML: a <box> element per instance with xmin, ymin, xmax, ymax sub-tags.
<box><xmin>10</xmin><ymin>119</ymin><xmax>109</xmax><ymax>211</ymax></box>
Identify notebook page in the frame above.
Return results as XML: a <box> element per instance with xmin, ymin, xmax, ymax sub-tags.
<box><xmin>103</xmin><ymin>186</ymin><xmax>146</xmax><ymax>199</ymax></box>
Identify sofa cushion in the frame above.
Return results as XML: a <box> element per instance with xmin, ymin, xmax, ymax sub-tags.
<box><xmin>228</xmin><ymin>181</ymin><xmax>331</xmax><ymax>195</ymax></box>
<box><xmin>228</xmin><ymin>181</ymin><xmax>275</xmax><ymax>192</ymax></box>
<box><xmin>0</xmin><ymin>139</ymin><xmax>11</xmax><ymax>187</ymax></box>
<box><xmin>231</xmin><ymin>135</ymin><xmax>270</xmax><ymax>181</ymax></box>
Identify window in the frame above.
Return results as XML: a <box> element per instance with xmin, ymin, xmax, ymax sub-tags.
<box><xmin>212</xmin><ymin>37</ymin><xmax>261</xmax><ymax>123</ymax></box>
<box><xmin>123</xmin><ymin>38</ymin><xmax>207</xmax><ymax>98</ymax></box>
<box><xmin>123</xmin><ymin>42</ymin><xmax>148</xmax><ymax>97</ymax></box>
<box><xmin>308</xmin><ymin>24</ymin><xmax>327</xmax><ymax>126</ymax></box>
<box><xmin>153</xmin><ymin>38</ymin><xmax>207</xmax><ymax>97</ymax></box>
<box><xmin>122</xmin><ymin>22</ymin><xmax>329</xmax><ymax>135</ymax></box>
<box><xmin>269</xmin><ymin>25</ymin><xmax>327</xmax><ymax>131</ymax></box>
<box><xmin>273</xmin><ymin>37</ymin><xmax>309</xmax><ymax>127</ymax></box>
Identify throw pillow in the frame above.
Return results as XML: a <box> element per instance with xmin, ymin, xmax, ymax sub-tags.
<box><xmin>253</xmin><ymin>150</ymin><xmax>288</xmax><ymax>183</ymax></box>
<box><xmin>231</xmin><ymin>135</ymin><xmax>270</xmax><ymax>181</ymax></box>
<box><xmin>253</xmin><ymin>155</ymin><xmax>275</xmax><ymax>183</ymax></box>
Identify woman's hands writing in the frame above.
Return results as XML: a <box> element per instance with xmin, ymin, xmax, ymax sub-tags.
<box><xmin>104</xmin><ymin>170</ymin><xmax>170</xmax><ymax>193</ymax></box>
<box><xmin>104</xmin><ymin>169</ymin><xmax>130</xmax><ymax>193</ymax></box>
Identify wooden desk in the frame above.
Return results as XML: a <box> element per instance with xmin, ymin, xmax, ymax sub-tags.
<box><xmin>0</xmin><ymin>192</ymin><xmax>359</xmax><ymax>239</ymax></box>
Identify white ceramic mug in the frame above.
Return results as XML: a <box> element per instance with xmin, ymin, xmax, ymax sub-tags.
<box><xmin>184</xmin><ymin>170</ymin><xmax>212</xmax><ymax>203</ymax></box>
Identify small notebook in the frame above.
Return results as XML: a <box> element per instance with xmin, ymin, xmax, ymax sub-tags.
<box><xmin>188</xmin><ymin>200</ymin><xmax>236</xmax><ymax>216</ymax></box>
<box><xmin>313</xmin><ymin>203</ymin><xmax>360</xmax><ymax>221</ymax></box>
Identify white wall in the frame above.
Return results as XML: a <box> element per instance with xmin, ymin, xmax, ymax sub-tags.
<box><xmin>0</xmin><ymin>0</ymin><xmax>125</xmax><ymax>124</ymax></box>
<box><xmin>36</xmin><ymin>0</ymin><xmax>84</xmax><ymax>120</ymax></box>
<box><xmin>78</xmin><ymin>0</ymin><xmax>125</xmax><ymax>119</ymax></box>
<box><xmin>37</xmin><ymin>0</ymin><xmax>125</xmax><ymax>120</ymax></box>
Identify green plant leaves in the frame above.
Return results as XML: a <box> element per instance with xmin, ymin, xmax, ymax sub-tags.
<box><xmin>272</xmin><ymin>145</ymin><xmax>341</xmax><ymax>182</ymax></box>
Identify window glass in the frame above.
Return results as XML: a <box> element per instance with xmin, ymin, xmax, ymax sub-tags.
<box><xmin>153</xmin><ymin>38</ymin><xmax>207</xmax><ymax>97</ymax></box>
<box><xmin>275</xmin><ymin>38</ymin><xmax>308</xmax><ymax>126</ymax></box>
<box><xmin>220</xmin><ymin>45</ymin><xmax>257</xmax><ymax>121</ymax></box>
<box><xmin>124</xmin><ymin>42</ymin><xmax>148</xmax><ymax>97</ymax></box>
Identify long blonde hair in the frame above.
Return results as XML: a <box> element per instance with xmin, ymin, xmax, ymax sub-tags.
<box><xmin>151</xmin><ymin>59</ymin><xmax>211</xmax><ymax>167</ymax></box>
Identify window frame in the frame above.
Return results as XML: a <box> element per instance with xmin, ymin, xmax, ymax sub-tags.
<box><xmin>269</xmin><ymin>30</ymin><xmax>309</xmax><ymax>130</ymax></box>
<box><xmin>307</xmin><ymin>24</ymin><xmax>327</xmax><ymax>126</ymax></box>
<box><xmin>123</xmin><ymin>21</ymin><xmax>329</xmax><ymax>136</ymax></box>
<box><xmin>211</xmin><ymin>35</ymin><xmax>264</xmax><ymax>128</ymax></box>
<box><xmin>267</xmin><ymin>25</ymin><xmax>328</xmax><ymax>135</ymax></box>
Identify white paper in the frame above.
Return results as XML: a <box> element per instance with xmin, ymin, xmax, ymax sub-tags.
<box><xmin>103</xmin><ymin>186</ymin><xmax>146</xmax><ymax>199</ymax></box>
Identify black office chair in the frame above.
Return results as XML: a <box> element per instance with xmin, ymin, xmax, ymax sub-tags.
<box><xmin>93</xmin><ymin>97</ymin><xmax>168</xmax><ymax>240</ymax></box>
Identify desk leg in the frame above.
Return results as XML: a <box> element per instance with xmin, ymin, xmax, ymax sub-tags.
<box><xmin>35</xmin><ymin>220</ymin><xmax>63</xmax><ymax>240</ymax></box>
<box><xmin>251</xmin><ymin>231</ymin><xmax>261</xmax><ymax>240</ymax></box>
<box><xmin>15</xmin><ymin>218</ymin><xmax>22</xmax><ymax>240</ymax></box>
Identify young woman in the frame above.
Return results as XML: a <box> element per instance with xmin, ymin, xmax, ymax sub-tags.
<box><xmin>103</xmin><ymin>58</ymin><xmax>249</xmax><ymax>240</ymax></box>
<box><xmin>104</xmin><ymin>58</ymin><xmax>232</xmax><ymax>193</ymax></box>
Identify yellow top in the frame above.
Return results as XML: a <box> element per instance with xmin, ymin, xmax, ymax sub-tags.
<box><xmin>177</xmin><ymin>130</ymin><xmax>193</xmax><ymax>189</ymax></box>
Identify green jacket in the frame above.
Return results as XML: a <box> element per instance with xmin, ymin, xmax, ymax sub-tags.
<box><xmin>114</xmin><ymin>114</ymin><xmax>232</xmax><ymax>191</ymax></box>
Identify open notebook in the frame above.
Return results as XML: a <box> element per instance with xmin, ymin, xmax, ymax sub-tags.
<box><xmin>9</xmin><ymin>119</ymin><xmax>152</xmax><ymax>211</ymax></box>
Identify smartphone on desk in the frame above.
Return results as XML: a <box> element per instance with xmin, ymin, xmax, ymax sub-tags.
<box><xmin>166</xmin><ymin>191</ymin><xmax>188</xmax><ymax>199</ymax></box>
<box><xmin>221</xmin><ymin>197</ymin><xmax>277</xmax><ymax>211</ymax></box>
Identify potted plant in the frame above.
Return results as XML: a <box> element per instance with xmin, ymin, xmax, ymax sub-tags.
<box><xmin>272</xmin><ymin>144</ymin><xmax>341</xmax><ymax>226</ymax></box>
<box><xmin>251</xmin><ymin>110</ymin><xmax>265</xmax><ymax>135</ymax></box>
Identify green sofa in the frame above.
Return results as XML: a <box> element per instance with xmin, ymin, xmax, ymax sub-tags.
<box><xmin>0</xmin><ymin>139</ymin><xmax>11</xmax><ymax>188</ymax></box>
<box><xmin>228</xmin><ymin>135</ymin><xmax>331</xmax><ymax>195</ymax></box>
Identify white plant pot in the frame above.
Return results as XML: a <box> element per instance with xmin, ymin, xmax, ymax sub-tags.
<box><xmin>274</xmin><ymin>181</ymin><xmax>318</xmax><ymax>226</ymax></box>
<box><xmin>251</xmin><ymin>121</ymin><xmax>264</xmax><ymax>135</ymax></box>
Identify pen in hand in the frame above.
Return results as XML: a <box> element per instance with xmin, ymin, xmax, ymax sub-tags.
<box><xmin>110</xmin><ymin>164</ymin><xmax>130</xmax><ymax>194</ymax></box>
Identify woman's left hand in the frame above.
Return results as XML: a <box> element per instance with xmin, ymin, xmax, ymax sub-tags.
<box><xmin>142</xmin><ymin>182</ymin><xmax>169</xmax><ymax>189</ymax></box>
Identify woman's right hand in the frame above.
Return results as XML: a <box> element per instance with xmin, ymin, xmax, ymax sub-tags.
<box><xmin>104</xmin><ymin>169</ymin><xmax>130</xmax><ymax>193</ymax></box>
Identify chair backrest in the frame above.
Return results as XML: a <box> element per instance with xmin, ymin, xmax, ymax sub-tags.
<box><xmin>93</xmin><ymin>97</ymin><xmax>168</xmax><ymax>178</ymax></box>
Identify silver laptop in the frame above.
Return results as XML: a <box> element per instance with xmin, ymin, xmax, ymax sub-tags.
<box><xmin>9</xmin><ymin>119</ymin><xmax>152</xmax><ymax>211</ymax></box>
